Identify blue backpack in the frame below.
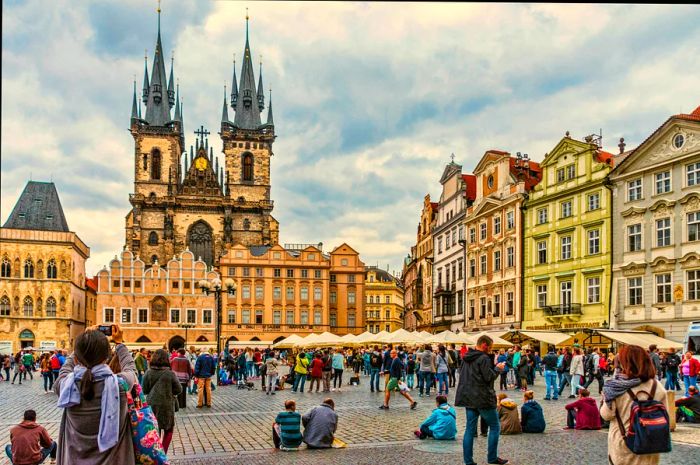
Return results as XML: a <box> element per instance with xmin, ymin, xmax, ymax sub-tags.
<box><xmin>614</xmin><ymin>381</ymin><xmax>671</xmax><ymax>455</ymax></box>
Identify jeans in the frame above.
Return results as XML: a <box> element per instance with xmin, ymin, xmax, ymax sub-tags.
<box><xmin>370</xmin><ymin>368</ymin><xmax>380</xmax><ymax>391</ymax></box>
<box><xmin>292</xmin><ymin>373</ymin><xmax>306</xmax><ymax>392</ymax></box>
<box><xmin>683</xmin><ymin>374</ymin><xmax>698</xmax><ymax>397</ymax></box>
<box><xmin>544</xmin><ymin>370</ymin><xmax>559</xmax><ymax>399</ymax></box>
<box><xmin>138</xmin><ymin>371</ymin><xmax>144</xmax><ymax>385</ymax></box>
<box><xmin>567</xmin><ymin>409</ymin><xmax>577</xmax><ymax>428</ymax></box>
<box><xmin>4</xmin><ymin>368</ymin><xmax>9</xmax><ymax>381</ymax></box>
<box><xmin>333</xmin><ymin>369</ymin><xmax>343</xmax><ymax>388</ymax></box>
<box><xmin>364</xmin><ymin>360</ymin><xmax>371</xmax><ymax>375</ymax></box>
<box><xmin>267</xmin><ymin>374</ymin><xmax>278</xmax><ymax>393</ymax></box>
<box><xmin>464</xmin><ymin>408</ymin><xmax>500</xmax><ymax>464</ymax></box>
<box><xmin>406</xmin><ymin>373</ymin><xmax>415</xmax><ymax>389</ymax></box>
<box><xmin>419</xmin><ymin>371</ymin><xmax>432</xmax><ymax>395</ymax></box>
<box><xmin>665</xmin><ymin>370</ymin><xmax>680</xmax><ymax>391</ymax></box>
<box><xmin>570</xmin><ymin>374</ymin><xmax>583</xmax><ymax>396</ymax></box>
<box><xmin>42</xmin><ymin>372</ymin><xmax>51</xmax><ymax>391</ymax></box>
<box><xmin>499</xmin><ymin>371</ymin><xmax>508</xmax><ymax>390</ymax></box>
<box><xmin>436</xmin><ymin>372</ymin><xmax>449</xmax><ymax>394</ymax></box>
<box><xmin>558</xmin><ymin>372</ymin><xmax>572</xmax><ymax>396</ymax></box>
<box><xmin>6</xmin><ymin>441</ymin><xmax>57</xmax><ymax>464</ymax></box>
<box><xmin>246</xmin><ymin>361</ymin><xmax>255</xmax><ymax>378</ymax></box>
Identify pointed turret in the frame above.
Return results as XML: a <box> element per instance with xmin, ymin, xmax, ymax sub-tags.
<box><xmin>141</xmin><ymin>54</ymin><xmax>149</xmax><ymax>105</ymax></box>
<box><xmin>257</xmin><ymin>61</ymin><xmax>265</xmax><ymax>112</ymax></box>
<box><xmin>230</xmin><ymin>56</ymin><xmax>238</xmax><ymax>109</ymax></box>
<box><xmin>266</xmin><ymin>87</ymin><xmax>274</xmax><ymax>126</ymax></box>
<box><xmin>143</xmin><ymin>6</ymin><xmax>172</xmax><ymax>126</ymax></box>
<box><xmin>221</xmin><ymin>85</ymin><xmax>230</xmax><ymax>124</ymax></box>
<box><xmin>173</xmin><ymin>82</ymin><xmax>181</xmax><ymax>122</ymax></box>
<box><xmin>167</xmin><ymin>55</ymin><xmax>175</xmax><ymax>108</ymax></box>
<box><xmin>233</xmin><ymin>13</ymin><xmax>262</xmax><ymax>129</ymax></box>
<box><xmin>131</xmin><ymin>80</ymin><xmax>139</xmax><ymax>120</ymax></box>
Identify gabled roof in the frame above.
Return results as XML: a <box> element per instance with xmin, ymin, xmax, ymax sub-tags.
<box><xmin>3</xmin><ymin>181</ymin><xmax>70</xmax><ymax>232</ymax></box>
<box><xmin>462</xmin><ymin>174</ymin><xmax>477</xmax><ymax>202</ymax></box>
<box><xmin>509</xmin><ymin>158</ymin><xmax>542</xmax><ymax>191</ymax></box>
<box><xmin>473</xmin><ymin>149</ymin><xmax>510</xmax><ymax>175</ymax></box>
<box><xmin>439</xmin><ymin>162</ymin><xmax>462</xmax><ymax>184</ymax></box>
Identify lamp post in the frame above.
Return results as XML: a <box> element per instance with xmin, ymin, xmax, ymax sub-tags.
<box><xmin>198</xmin><ymin>277</ymin><xmax>236</xmax><ymax>357</ymax></box>
<box><xmin>177</xmin><ymin>322</ymin><xmax>195</xmax><ymax>348</ymax></box>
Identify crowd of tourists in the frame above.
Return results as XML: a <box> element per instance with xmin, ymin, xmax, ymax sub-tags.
<box><xmin>2</xmin><ymin>325</ymin><xmax>699</xmax><ymax>465</ymax></box>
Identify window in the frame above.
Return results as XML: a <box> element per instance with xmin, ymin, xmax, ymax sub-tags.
<box><xmin>273</xmin><ymin>286</ymin><xmax>282</xmax><ymax>300</ymax></box>
<box><xmin>480</xmin><ymin>255</ymin><xmax>487</xmax><ymax>275</ymax></box>
<box><xmin>566</xmin><ymin>164</ymin><xmax>575</xmax><ymax>179</ymax></box>
<box><xmin>506</xmin><ymin>292</ymin><xmax>514</xmax><ymax>315</ymax></box>
<box><xmin>537</xmin><ymin>208</ymin><xmax>548</xmax><ymax>224</ymax></box>
<box><xmin>494</xmin><ymin>217</ymin><xmax>501</xmax><ymax>235</ymax></box>
<box><xmin>588</xmin><ymin>229</ymin><xmax>600</xmax><ymax>255</ymax></box>
<box><xmin>628</xmin><ymin>277</ymin><xmax>643</xmax><ymax>305</ymax></box>
<box><xmin>557</xmin><ymin>168</ymin><xmax>565</xmax><ymax>183</ymax></box>
<box><xmin>494</xmin><ymin>250</ymin><xmax>501</xmax><ymax>271</ymax></box>
<box><xmin>314</xmin><ymin>310</ymin><xmax>322</xmax><ymax>325</ymax></box>
<box><xmin>242</xmin><ymin>309</ymin><xmax>250</xmax><ymax>324</ymax></box>
<box><xmin>560</xmin><ymin>281</ymin><xmax>572</xmax><ymax>307</ymax></box>
<box><xmin>330</xmin><ymin>291</ymin><xmax>337</xmax><ymax>304</ymax></box>
<box><xmin>314</xmin><ymin>269</ymin><xmax>322</xmax><ymax>279</ymax></box>
<box><xmin>348</xmin><ymin>312</ymin><xmax>356</xmax><ymax>328</ymax></box>
<box><xmin>506</xmin><ymin>246</ymin><xmax>514</xmax><ymax>268</ymax></box>
<box><xmin>674</xmin><ymin>133</ymin><xmax>685</xmax><ymax>149</ymax></box>
<box><xmin>301</xmin><ymin>269</ymin><xmax>308</xmax><ymax>278</ymax></box>
<box><xmin>628</xmin><ymin>179</ymin><xmax>642</xmax><ymax>201</ymax></box>
<box><xmin>242</xmin><ymin>153</ymin><xmax>254</xmax><ymax>181</ymax></box>
<box><xmin>656</xmin><ymin>218</ymin><xmax>671</xmax><ymax>247</ymax></box>
<box><xmin>537</xmin><ymin>285</ymin><xmax>547</xmax><ymax>308</ymax></box>
<box><xmin>243</xmin><ymin>267</ymin><xmax>250</xmax><ymax>277</ymax></box>
<box><xmin>104</xmin><ymin>307</ymin><xmax>114</xmax><ymax>323</ymax></box>
<box><xmin>561</xmin><ymin>236</ymin><xmax>572</xmax><ymax>260</ymax></box>
<box><xmin>138</xmin><ymin>308</ymin><xmax>148</xmax><ymax>323</ymax></box>
<box><xmin>287</xmin><ymin>269</ymin><xmax>294</xmax><ymax>278</ymax></box>
<box><xmin>286</xmin><ymin>310</ymin><xmax>294</xmax><ymax>325</ymax></box>
<box><xmin>256</xmin><ymin>268</ymin><xmax>264</xmax><ymax>277</ymax></box>
<box><xmin>469</xmin><ymin>299</ymin><xmax>475</xmax><ymax>319</ymax></box>
<box><xmin>688</xmin><ymin>212</ymin><xmax>700</xmax><ymax>242</ymax></box>
<box><xmin>300</xmin><ymin>287</ymin><xmax>309</xmax><ymax>300</ymax></box>
<box><xmin>286</xmin><ymin>287</ymin><xmax>294</xmax><ymax>300</ymax></box>
<box><xmin>170</xmin><ymin>308</ymin><xmax>180</xmax><ymax>324</ymax></box>
<box><xmin>561</xmin><ymin>201</ymin><xmax>572</xmax><ymax>218</ymax></box>
<box><xmin>493</xmin><ymin>294</ymin><xmax>501</xmax><ymax>317</ymax></box>
<box><xmin>341</xmin><ymin>259</ymin><xmax>348</xmax><ymax>266</ymax></box>
<box><xmin>348</xmin><ymin>291</ymin><xmax>356</xmax><ymax>304</ymax></box>
<box><xmin>314</xmin><ymin>287</ymin><xmax>322</xmax><ymax>301</ymax></box>
<box><xmin>480</xmin><ymin>223</ymin><xmax>487</xmax><ymax>240</ymax></box>
<box><xmin>445</xmin><ymin>232</ymin><xmax>451</xmax><ymax>249</ymax></box>
<box><xmin>688</xmin><ymin>270</ymin><xmax>700</xmax><ymax>300</ymax></box>
<box><xmin>457</xmin><ymin>258</ymin><xmax>464</xmax><ymax>280</ymax></box>
<box><xmin>385</xmin><ymin>295</ymin><xmax>391</xmax><ymax>304</ymax></box>
<box><xmin>301</xmin><ymin>310</ymin><xmax>308</xmax><ymax>325</ymax></box>
<box><xmin>588</xmin><ymin>193</ymin><xmax>600</xmax><ymax>211</ymax></box>
<box><xmin>121</xmin><ymin>308</ymin><xmax>132</xmax><ymax>324</ymax></box>
<box><xmin>348</xmin><ymin>275</ymin><xmax>356</xmax><ymax>283</ymax></box>
<box><xmin>255</xmin><ymin>285</ymin><xmax>263</xmax><ymax>300</ymax></box>
<box><xmin>655</xmin><ymin>171</ymin><xmax>671</xmax><ymax>194</ymax></box>
<box><xmin>587</xmin><ymin>277</ymin><xmax>601</xmax><ymax>304</ymax></box>
<box><xmin>273</xmin><ymin>268</ymin><xmax>281</xmax><ymax>278</ymax></box>
<box><xmin>469</xmin><ymin>259</ymin><xmax>476</xmax><ymax>278</ymax></box>
<box><xmin>227</xmin><ymin>309</ymin><xmax>236</xmax><ymax>324</ymax></box>
<box><xmin>242</xmin><ymin>285</ymin><xmax>251</xmax><ymax>299</ymax></box>
<box><xmin>0</xmin><ymin>296</ymin><xmax>10</xmax><ymax>316</ymax></box>
<box><xmin>438</xmin><ymin>237</ymin><xmax>443</xmax><ymax>253</ymax></box>
<box><xmin>203</xmin><ymin>309</ymin><xmax>212</xmax><ymax>324</ymax></box>
<box><xmin>537</xmin><ymin>240</ymin><xmax>547</xmax><ymax>264</ymax></box>
<box><xmin>273</xmin><ymin>310</ymin><xmax>281</xmax><ymax>325</ymax></box>
<box><xmin>46</xmin><ymin>259</ymin><xmax>57</xmax><ymax>279</ymax></box>
<box><xmin>506</xmin><ymin>211</ymin><xmax>514</xmax><ymax>229</ymax></box>
<box><xmin>687</xmin><ymin>162</ymin><xmax>700</xmax><ymax>186</ymax></box>
<box><xmin>45</xmin><ymin>297</ymin><xmax>57</xmax><ymax>317</ymax></box>
<box><xmin>24</xmin><ymin>259</ymin><xmax>34</xmax><ymax>278</ymax></box>
<box><xmin>480</xmin><ymin>297</ymin><xmax>486</xmax><ymax>318</ymax></box>
<box><xmin>628</xmin><ymin>224</ymin><xmax>642</xmax><ymax>251</ymax></box>
<box><xmin>151</xmin><ymin>149</ymin><xmax>161</xmax><ymax>180</ymax></box>
<box><xmin>148</xmin><ymin>232</ymin><xmax>158</xmax><ymax>245</ymax></box>
<box><xmin>656</xmin><ymin>274</ymin><xmax>672</xmax><ymax>303</ymax></box>
<box><xmin>187</xmin><ymin>309</ymin><xmax>196</xmax><ymax>324</ymax></box>
<box><xmin>469</xmin><ymin>228</ymin><xmax>476</xmax><ymax>243</ymax></box>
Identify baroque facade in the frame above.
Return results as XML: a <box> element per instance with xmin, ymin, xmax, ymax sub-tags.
<box><xmin>125</xmin><ymin>14</ymin><xmax>278</xmax><ymax>269</ymax></box>
<box><xmin>609</xmin><ymin>105</ymin><xmax>700</xmax><ymax>341</ymax></box>
<box><xmin>464</xmin><ymin>150</ymin><xmax>541</xmax><ymax>332</ymax></box>
<box><xmin>365</xmin><ymin>266</ymin><xmax>404</xmax><ymax>333</ymax></box>
<box><xmin>0</xmin><ymin>182</ymin><xmax>90</xmax><ymax>353</ymax></box>
<box><xmin>522</xmin><ymin>135</ymin><xmax>615</xmax><ymax>331</ymax></box>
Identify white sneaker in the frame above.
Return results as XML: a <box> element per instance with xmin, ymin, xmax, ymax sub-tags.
<box><xmin>331</xmin><ymin>388</ymin><xmax>335</xmax><ymax>391</ymax></box>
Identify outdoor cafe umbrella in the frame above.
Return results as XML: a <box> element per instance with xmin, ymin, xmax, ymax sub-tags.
<box><xmin>272</xmin><ymin>334</ymin><xmax>305</xmax><ymax>349</ymax></box>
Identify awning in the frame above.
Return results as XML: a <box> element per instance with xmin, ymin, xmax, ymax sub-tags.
<box><xmin>597</xmin><ymin>330</ymin><xmax>683</xmax><ymax>351</ymax></box>
<box><xmin>519</xmin><ymin>330</ymin><xmax>572</xmax><ymax>346</ymax></box>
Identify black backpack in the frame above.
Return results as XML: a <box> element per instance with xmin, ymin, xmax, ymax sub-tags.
<box><xmin>666</xmin><ymin>354</ymin><xmax>679</xmax><ymax>369</ymax></box>
<box><xmin>614</xmin><ymin>381</ymin><xmax>671</xmax><ymax>455</ymax></box>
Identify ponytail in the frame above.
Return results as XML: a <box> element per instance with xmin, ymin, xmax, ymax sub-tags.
<box><xmin>81</xmin><ymin>367</ymin><xmax>96</xmax><ymax>401</ymax></box>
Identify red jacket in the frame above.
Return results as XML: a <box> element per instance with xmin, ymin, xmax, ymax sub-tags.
<box><xmin>9</xmin><ymin>421</ymin><xmax>53</xmax><ymax>465</ymax></box>
<box><xmin>565</xmin><ymin>397</ymin><xmax>601</xmax><ymax>430</ymax></box>
<box><xmin>682</xmin><ymin>357</ymin><xmax>700</xmax><ymax>377</ymax></box>
<box><xmin>309</xmin><ymin>358</ymin><xmax>324</xmax><ymax>378</ymax></box>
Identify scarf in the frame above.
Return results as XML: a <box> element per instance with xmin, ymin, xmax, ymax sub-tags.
<box><xmin>57</xmin><ymin>363</ymin><xmax>120</xmax><ymax>452</ymax></box>
<box><xmin>602</xmin><ymin>374</ymin><xmax>642</xmax><ymax>408</ymax></box>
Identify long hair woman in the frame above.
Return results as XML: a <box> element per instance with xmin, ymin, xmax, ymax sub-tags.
<box><xmin>54</xmin><ymin>325</ymin><xmax>137</xmax><ymax>464</ymax></box>
<box><xmin>142</xmin><ymin>349</ymin><xmax>182</xmax><ymax>453</ymax></box>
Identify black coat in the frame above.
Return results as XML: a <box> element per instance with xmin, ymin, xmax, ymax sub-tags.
<box><xmin>455</xmin><ymin>350</ymin><xmax>498</xmax><ymax>410</ymax></box>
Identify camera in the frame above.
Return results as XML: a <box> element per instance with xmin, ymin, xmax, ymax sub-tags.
<box><xmin>98</xmin><ymin>325</ymin><xmax>113</xmax><ymax>337</ymax></box>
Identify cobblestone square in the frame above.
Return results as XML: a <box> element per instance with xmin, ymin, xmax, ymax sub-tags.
<box><xmin>1</xmin><ymin>370</ymin><xmax>698</xmax><ymax>465</ymax></box>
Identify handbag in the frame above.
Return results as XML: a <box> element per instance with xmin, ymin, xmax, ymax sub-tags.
<box><xmin>120</xmin><ymin>379</ymin><xmax>170</xmax><ymax>465</ymax></box>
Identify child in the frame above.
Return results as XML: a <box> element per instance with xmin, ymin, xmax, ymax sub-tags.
<box><xmin>414</xmin><ymin>395</ymin><xmax>456</xmax><ymax>440</ymax></box>
<box><xmin>497</xmin><ymin>393</ymin><xmax>522</xmax><ymax>434</ymax></box>
<box><xmin>520</xmin><ymin>390</ymin><xmax>546</xmax><ymax>433</ymax></box>
<box><xmin>273</xmin><ymin>400</ymin><xmax>303</xmax><ymax>451</ymax></box>
<box><xmin>564</xmin><ymin>388</ymin><xmax>601</xmax><ymax>430</ymax></box>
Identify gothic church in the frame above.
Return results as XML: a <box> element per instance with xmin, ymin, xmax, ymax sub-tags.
<box><xmin>125</xmin><ymin>12</ymin><xmax>278</xmax><ymax>268</ymax></box>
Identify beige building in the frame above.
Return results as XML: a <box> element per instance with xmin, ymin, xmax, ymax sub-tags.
<box><xmin>218</xmin><ymin>243</ymin><xmax>365</xmax><ymax>345</ymax></box>
<box><xmin>1</xmin><ymin>181</ymin><xmax>90</xmax><ymax>353</ymax></box>
<box><xmin>95</xmin><ymin>249</ymin><xmax>219</xmax><ymax>350</ymax></box>
<box><xmin>365</xmin><ymin>266</ymin><xmax>404</xmax><ymax>333</ymax></box>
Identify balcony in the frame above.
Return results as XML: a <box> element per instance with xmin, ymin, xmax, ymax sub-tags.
<box><xmin>434</xmin><ymin>283</ymin><xmax>456</xmax><ymax>296</ymax></box>
<box><xmin>543</xmin><ymin>304</ymin><xmax>582</xmax><ymax>318</ymax></box>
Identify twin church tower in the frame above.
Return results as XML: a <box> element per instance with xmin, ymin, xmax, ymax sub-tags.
<box><xmin>126</xmin><ymin>10</ymin><xmax>278</xmax><ymax>268</ymax></box>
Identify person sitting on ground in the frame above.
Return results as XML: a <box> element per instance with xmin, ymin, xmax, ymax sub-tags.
<box><xmin>5</xmin><ymin>409</ymin><xmax>56</xmax><ymax>465</ymax></box>
<box><xmin>496</xmin><ymin>393</ymin><xmax>522</xmax><ymax>435</ymax></box>
<box><xmin>415</xmin><ymin>394</ymin><xmax>456</xmax><ymax>440</ymax></box>
<box><xmin>564</xmin><ymin>388</ymin><xmax>601</xmax><ymax>430</ymax></box>
<box><xmin>273</xmin><ymin>400</ymin><xmax>303</xmax><ymax>451</ymax></box>
<box><xmin>676</xmin><ymin>385</ymin><xmax>700</xmax><ymax>423</ymax></box>
<box><xmin>520</xmin><ymin>390</ymin><xmax>546</xmax><ymax>433</ymax></box>
<box><xmin>302</xmin><ymin>398</ymin><xmax>338</xmax><ymax>449</ymax></box>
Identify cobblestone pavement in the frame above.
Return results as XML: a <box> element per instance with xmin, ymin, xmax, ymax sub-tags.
<box><xmin>1</xmin><ymin>371</ymin><xmax>698</xmax><ymax>465</ymax></box>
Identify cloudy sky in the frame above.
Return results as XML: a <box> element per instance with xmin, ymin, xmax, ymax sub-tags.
<box><xmin>2</xmin><ymin>1</ymin><xmax>700</xmax><ymax>276</ymax></box>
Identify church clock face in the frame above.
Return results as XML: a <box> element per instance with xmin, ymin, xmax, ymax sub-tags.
<box><xmin>194</xmin><ymin>156</ymin><xmax>208</xmax><ymax>171</ymax></box>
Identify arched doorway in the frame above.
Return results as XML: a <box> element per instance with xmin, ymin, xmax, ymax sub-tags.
<box><xmin>196</xmin><ymin>336</ymin><xmax>208</xmax><ymax>342</ymax></box>
<box><xmin>136</xmin><ymin>335</ymin><xmax>152</xmax><ymax>343</ymax></box>
<box><xmin>19</xmin><ymin>329</ymin><xmax>35</xmax><ymax>349</ymax></box>
<box><xmin>168</xmin><ymin>336</ymin><xmax>185</xmax><ymax>352</ymax></box>
<box><xmin>273</xmin><ymin>336</ymin><xmax>285</xmax><ymax>344</ymax></box>
<box><xmin>187</xmin><ymin>221</ymin><xmax>213</xmax><ymax>267</ymax></box>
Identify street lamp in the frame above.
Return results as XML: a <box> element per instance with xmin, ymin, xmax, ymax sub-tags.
<box><xmin>177</xmin><ymin>322</ymin><xmax>195</xmax><ymax>348</ymax></box>
<box><xmin>198</xmin><ymin>277</ymin><xmax>236</xmax><ymax>357</ymax></box>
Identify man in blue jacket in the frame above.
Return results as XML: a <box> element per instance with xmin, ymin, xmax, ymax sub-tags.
<box><xmin>415</xmin><ymin>395</ymin><xmax>457</xmax><ymax>440</ymax></box>
<box><xmin>194</xmin><ymin>349</ymin><xmax>216</xmax><ymax>408</ymax></box>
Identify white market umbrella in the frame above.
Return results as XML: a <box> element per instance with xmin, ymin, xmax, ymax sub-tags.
<box><xmin>273</xmin><ymin>334</ymin><xmax>305</xmax><ymax>349</ymax></box>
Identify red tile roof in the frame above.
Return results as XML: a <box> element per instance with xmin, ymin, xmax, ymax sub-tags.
<box><xmin>677</xmin><ymin>104</ymin><xmax>700</xmax><ymax>121</ymax></box>
<box><xmin>85</xmin><ymin>277</ymin><xmax>97</xmax><ymax>292</ymax></box>
<box><xmin>508</xmin><ymin>158</ymin><xmax>542</xmax><ymax>191</ymax></box>
<box><xmin>595</xmin><ymin>150</ymin><xmax>615</xmax><ymax>166</ymax></box>
<box><xmin>462</xmin><ymin>174</ymin><xmax>477</xmax><ymax>201</ymax></box>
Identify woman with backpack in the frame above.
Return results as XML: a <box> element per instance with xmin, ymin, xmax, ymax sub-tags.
<box><xmin>142</xmin><ymin>349</ymin><xmax>182</xmax><ymax>454</ymax></box>
<box><xmin>601</xmin><ymin>344</ymin><xmax>669</xmax><ymax>465</ymax></box>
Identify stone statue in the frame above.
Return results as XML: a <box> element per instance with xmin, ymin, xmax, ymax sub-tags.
<box><xmin>223</xmin><ymin>214</ymin><xmax>233</xmax><ymax>243</ymax></box>
<box><xmin>164</xmin><ymin>214</ymin><xmax>174</xmax><ymax>240</ymax></box>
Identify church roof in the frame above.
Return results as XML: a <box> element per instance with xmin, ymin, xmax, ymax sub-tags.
<box><xmin>232</xmin><ymin>16</ymin><xmax>263</xmax><ymax>130</ymax></box>
<box><xmin>3</xmin><ymin>181</ymin><xmax>70</xmax><ymax>232</ymax></box>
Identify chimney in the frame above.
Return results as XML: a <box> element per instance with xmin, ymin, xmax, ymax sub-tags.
<box><xmin>618</xmin><ymin>137</ymin><xmax>626</xmax><ymax>154</ymax></box>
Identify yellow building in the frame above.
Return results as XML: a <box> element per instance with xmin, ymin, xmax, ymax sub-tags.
<box><xmin>365</xmin><ymin>266</ymin><xmax>404</xmax><ymax>333</ymax></box>
<box><xmin>1</xmin><ymin>181</ymin><xmax>90</xmax><ymax>353</ymax></box>
<box><xmin>523</xmin><ymin>134</ymin><xmax>615</xmax><ymax>331</ymax></box>
<box><xmin>219</xmin><ymin>243</ymin><xmax>365</xmax><ymax>344</ymax></box>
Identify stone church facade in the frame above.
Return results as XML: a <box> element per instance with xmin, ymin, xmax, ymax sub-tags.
<box><xmin>125</xmin><ymin>14</ymin><xmax>278</xmax><ymax>269</ymax></box>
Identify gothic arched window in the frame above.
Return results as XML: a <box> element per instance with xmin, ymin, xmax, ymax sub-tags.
<box><xmin>24</xmin><ymin>259</ymin><xmax>34</xmax><ymax>278</ymax></box>
<box><xmin>187</xmin><ymin>221</ymin><xmax>213</xmax><ymax>267</ymax></box>
<box><xmin>148</xmin><ymin>232</ymin><xmax>159</xmax><ymax>245</ymax></box>
<box><xmin>1</xmin><ymin>257</ymin><xmax>10</xmax><ymax>278</ymax></box>
<box><xmin>242</xmin><ymin>153</ymin><xmax>253</xmax><ymax>182</ymax></box>
<box><xmin>46</xmin><ymin>259</ymin><xmax>57</xmax><ymax>279</ymax></box>
<box><xmin>0</xmin><ymin>296</ymin><xmax>10</xmax><ymax>316</ymax></box>
<box><xmin>46</xmin><ymin>297</ymin><xmax>57</xmax><ymax>317</ymax></box>
<box><xmin>151</xmin><ymin>149</ymin><xmax>162</xmax><ymax>180</ymax></box>
<box><xmin>23</xmin><ymin>296</ymin><xmax>33</xmax><ymax>317</ymax></box>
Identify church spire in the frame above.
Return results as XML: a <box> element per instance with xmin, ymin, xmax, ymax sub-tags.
<box><xmin>141</xmin><ymin>53</ymin><xmax>149</xmax><ymax>105</ymax></box>
<box><xmin>257</xmin><ymin>60</ymin><xmax>265</xmax><ymax>112</ymax></box>
<box><xmin>167</xmin><ymin>54</ymin><xmax>175</xmax><ymax>108</ymax></box>
<box><xmin>143</xmin><ymin>2</ymin><xmax>172</xmax><ymax>126</ymax></box>
<box><xmin>233</xmin><ymin>10</ymin><xmax>262</xmax><ymax>129</ymax></box>
<box><xmin>230</xmin><ymin>55</ymin><xmax>238</xmax><ymax>109</ymax></box>
<box><xmin>174</xmin><ymin>81</ymin><xmax>181</xmax><ymax>121</ymax></box>
<box><xmin>266</xmin><ymin>87</ymin><xmax>274</xmax><ymax>126</ymax></box>
<box><xmin>131</xmin><ymin>80</ymin><xmax>139</xmax><ymax>120</ymax></box>
<box><xmin>221</xmin><ymin>85</ymin><xmax>230</xmax><ymax>124</ymax></box>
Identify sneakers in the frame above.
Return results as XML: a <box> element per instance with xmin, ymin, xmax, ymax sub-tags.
<box><xmin>410</xmin><ymin>401</ymin><xmax>418</xmax><ymax>410</ymax></box>
<box><xmin>379</xmin><ymin>405</ymin><xmax>389</xmax><ymax>410</ymax></box>
<box><xmin>414</xmin><ymin>430</ymin><xmax>422</xmax><ymax>439</ymax></box>
<box><xmin>568</xmin><ymin>395</ymin><xmax>576</xmax><ymax>398</ymax></box>
<box><xmin>543</xmin><ymin>397</ymin><xmax>551</xmax><ymax>401</ymax></box>
<box><xmin>488</xmin><ymin>458</ymin><xmax>509</xmax><ymax>465</ymax></box>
